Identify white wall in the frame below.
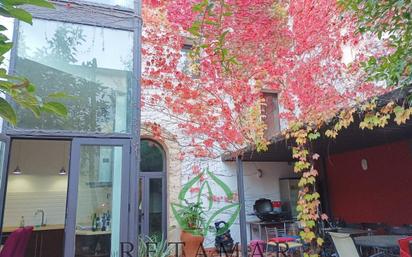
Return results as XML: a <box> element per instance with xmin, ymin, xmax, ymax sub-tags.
<box><xmin>3</xmin><ymin>140</ymin><xmax>69</xmax><ymax>227</ymax></box>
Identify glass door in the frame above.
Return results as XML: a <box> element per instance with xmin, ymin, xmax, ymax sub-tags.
<box><xmin>64</xmin><ymin>138</ymin><xmax>130</xmax><ymax>257</ymax></box>
<box><xmin>0</xmin><ymin>134</ymin><xmax>10</xmax><ymax>234</ymax></box>
<box><xmin>138</xmin><ymin>139</ymin><xmax>166</xmax><ymax>240</ymax></box>
<box><xmin>139</xmin><ymin>174</ymin><xmax>165</xmax><ymax>239</ymax></box>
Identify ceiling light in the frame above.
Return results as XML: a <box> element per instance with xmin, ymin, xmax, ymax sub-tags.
<box><xmin>59</xmin><ymin>167</ymin><xmax>67</xmax><ymax>175</ymax></box>
<box><xmin>12</xmin><ymin>165</ymin><xmax>22</xmax><ymax>175</ymax></box>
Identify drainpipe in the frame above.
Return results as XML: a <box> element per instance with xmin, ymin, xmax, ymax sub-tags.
<box><xmin>130</xmin><ymin>0</ymin><xmax>142</xmax><ymax>255</ymax></box>
<box><xmin>236</xmin><ymin>155</ymin><xmax>248</xmax><ymax>257</ymax></box>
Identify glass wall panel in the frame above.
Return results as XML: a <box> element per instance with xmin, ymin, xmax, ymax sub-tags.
<box><xmin>75</xmin><ymin>145</ymin><xmax>123</xmax><ymax>256</ymax></box>
<box><xmin>87</xmin><ymin>0</ymin><xmax>133</xmax><ymax>8</ymax></box>
<box><xmin>15</xmin><ymin>19</ymin><xmax>133</xmax><ymax>133</ymax></box>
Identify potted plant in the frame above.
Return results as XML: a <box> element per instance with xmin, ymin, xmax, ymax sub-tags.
<box><xmin>177</xmin><ymin>201</ymin><xmax>206</xmax><ymax>257</ymax></box>
<box><xmin>172</xmin><ymin>168</ymin><xmax>241</xmax><ymax>257</ymax></box>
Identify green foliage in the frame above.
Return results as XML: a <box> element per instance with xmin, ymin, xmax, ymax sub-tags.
<box><xmin>138</xmin><ymin>236</ymin><xmax>172</xmax><ymax>257</ymax></box>
<box><xmin>171</xmin><ymin>201</ymin><xmax>206</xmax><ymax>236</ymax></box>
<box><xmin>307</xmin><ymin>132</ymin><xmax>320</xmax><ymax>141</ymax></box>
<box><xmin>187</xmin><ymin>0</ymin><xmax>238</xmax><ymax>73</ymax></box>
<box><xmin>339</xmin><ymin>0</ymin><xmax>412</xmax><ymax>91</ymax></box>
<box><xmin>0</xmin><ymin>0</ymin><xmax>54</xmax><ymax>24</ymax></box>
<box><xmin>171</xmin><ymin>168</ymin><xmax>240</xmax><ymax>237</ymax></box>
<box><xmin>0</xmin><ymin>0</ymin><xmax>67</xmax><ymax>125</ymax></box>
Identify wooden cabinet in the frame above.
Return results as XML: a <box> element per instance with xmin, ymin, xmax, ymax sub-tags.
<box><xmin>25</xmin><ymin>229</ymin><xmax>64</xmax><ymax>257</ymax></box>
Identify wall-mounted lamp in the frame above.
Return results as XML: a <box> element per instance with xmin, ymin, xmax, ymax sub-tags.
<box><xmin>361</xmin><ymin>158</ymin><xmax>368</xmax><ymax>171</ymax></box>
<box><xmin>257</xmin><ymin>169</ymin><xmax>263</xmax><ymax>178</ymax></box>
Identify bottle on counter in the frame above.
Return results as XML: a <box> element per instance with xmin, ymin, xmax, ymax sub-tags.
<box><xmin>96</xmin><ymin>216</ymin><xmax>101</xmax><ymax>231</ymax></box>
<box><xmin>19</xmin><ymin>216</ymin><xmax>25</xmax><ymax>228</ymax></box>
<box><xmin>106</xmin><ymin>211</ymin><xmax>111</xmax><ymax>231</ymax></box>
<box><xmin>101</xmin><ymin>213</ymin><xmax>106</xmax><ymax>231</ymax></box>
<box><xmin>91</xmin><ymin>213</ymin><xmax>97</xmax><ymax>231</ymax></box>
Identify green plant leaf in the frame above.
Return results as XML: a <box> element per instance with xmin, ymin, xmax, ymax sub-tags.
<box><xmin>46</xmin><ymin>92</ymin><xmax>71</xmax><ymax>98</ymax></box>
<box><xmin>171</xmin><ymin>203</ymin><xmax>204</xmax><ymax>236</ymax></box>
<box><xmin>197</xmin><ymin>181</ymin><xmax>213</xmax><ymax>211</ymax></box>
<box><xmin>0</xmin><ymin>42</ymin><xmax>13</xmax><ymax>56</ymax></box>
<box><xmin>207</xmin><ymin>169</ymin><xmax>233</xmax><ymax>199</ymax></box>
<box><xmin>5</xmin><ymin>7</ymin><xmax>32</xmax><ymax>24</ymax></box>
<box><xmin>171</xmin><ymin>203</ymin><xmax>187</xmax><ymax>230</ymax></box>
<box><xmin>42</xmin><ymin>101</ymin><xmax>68</xmax><ymax>116</ymax></box>
<box><xmin>0</xmin><ymin>97</ymin><xmax>17</xmax><ymax>125</ymax></box>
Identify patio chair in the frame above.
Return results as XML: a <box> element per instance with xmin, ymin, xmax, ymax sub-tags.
<box><xmin>265</xmin><ymin>227</ymin><xmax>303</xmax><ymax>255</ymax></box>
<box><xmin>398</xmin><ymin>236</ymin><xmax>412</xmax><ymax>257</ymax></box>
<box><xmin>329</xmin><ymin>232</ymin><xmax>384</xmax><ymax>257</ymax></box>
<box><xmin>0</xmin><ymin>226</ymin><xmax>33</xmax><ymax>257</ymax></box>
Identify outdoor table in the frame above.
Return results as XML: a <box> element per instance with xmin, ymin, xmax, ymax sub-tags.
<box><xmin>354</xmin><ymin>235</ymin><xmax>406</xmax><ymax>248</ymax></box>
<box><xmin>324</xmin><ymin>227</ymin><xmax>370</xmax><ymax>235</ymax></box>
<box><xmin>247</xmin><ymin>220</ymin><xmax>296</xmax><ymax>241</ymax></box>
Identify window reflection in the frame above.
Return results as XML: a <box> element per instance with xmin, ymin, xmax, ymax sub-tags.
<box><xmin>15</xmin><ymin>19</ymin><xmax>133</xmax><ymax>133</ymax></box>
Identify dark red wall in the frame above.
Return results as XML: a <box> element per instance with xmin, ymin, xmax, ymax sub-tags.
<box><xmin>326</xmin><ymin>139</ymin><xmax>412</xmax><ymax>226</ymax></box>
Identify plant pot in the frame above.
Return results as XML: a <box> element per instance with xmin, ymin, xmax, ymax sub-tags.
<box><xmin>181</xmin><ymin>230</ymin><xmax>204</xmax><ymax>257</ymax></box>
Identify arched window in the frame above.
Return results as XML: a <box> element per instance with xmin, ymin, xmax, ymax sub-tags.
<box><xmin>139</xmin><ymin>139</ymin><xmax>166</xmax><ymax>238</ymax></box>
<box><xmin>140</xmin><ymin>139</ymin><xmax>164</xmax><ymax>172</ymax></box>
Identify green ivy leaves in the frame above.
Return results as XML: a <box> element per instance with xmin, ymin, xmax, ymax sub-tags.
<box><xmin>340</xmin><ymin>0</ymin><xmax>412</xmax><ymax>91</ymax></box>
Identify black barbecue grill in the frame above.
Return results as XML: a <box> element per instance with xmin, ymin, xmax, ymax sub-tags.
<box><xmin>253</xmin><ymin>198</ymin><xmax>284</xmax><ymax>222</ymax></box>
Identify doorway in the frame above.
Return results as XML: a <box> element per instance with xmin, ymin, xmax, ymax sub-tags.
<box><xmin>64</xmin><ymin>138</ymin><xmax>130</xmax><ymax>257</ymax></box>
<box><xmin>138</xmin><ymin>140</ymin><xmax>166</xmax><ymax>240</ymax></box>
<box><xmin>0</xmin><ymin>137</ymin><xmax>132</xmax><ymax>257</ymax></box>
<box><xmin>0</xmin><ymin>139</ymin><xmax>70</xmax><ymax>257</ymax></box>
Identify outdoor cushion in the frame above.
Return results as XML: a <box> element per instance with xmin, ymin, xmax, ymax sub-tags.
<box><xmin>398</xmin><ymin>236</ymin><xmax>412</xmax><ymax>257</ymax></box>
<box><xmin>268</xmin><ymin>237</ymin><xmax>295</xmax><ymax>243</ymax></box>
<box><xmin>267</xmin><ymin>241</ymin><xmax>302</xmax><ymax>249</ymax></box>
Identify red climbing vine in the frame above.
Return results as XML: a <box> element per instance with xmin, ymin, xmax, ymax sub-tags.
<box><xmin>140</xmin><ymin>1</ymin><xmax>399</xmax><ymax>256</ymax></box>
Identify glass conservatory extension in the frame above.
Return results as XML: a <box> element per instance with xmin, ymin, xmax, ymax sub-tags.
<box><xmin>0</xmin><ymin>1</ymin><xmax>145</xmax><ymax>257</ymax></box>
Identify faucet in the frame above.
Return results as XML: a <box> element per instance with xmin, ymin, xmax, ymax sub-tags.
<box><xmin>34</xmin><ymin>209</ymin><xmax>46</xmax><ymax>226</ymax></box>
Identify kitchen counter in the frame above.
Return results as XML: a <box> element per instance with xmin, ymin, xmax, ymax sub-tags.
<box><xmin>2</xmin><ymin>224</ymin><xmax>64</xmax><ymax>233</ymax></box>
<box><xmin>3</xmin><ymin>225</ymin><xmax>112</xmax><ymax>236</ymax></box>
